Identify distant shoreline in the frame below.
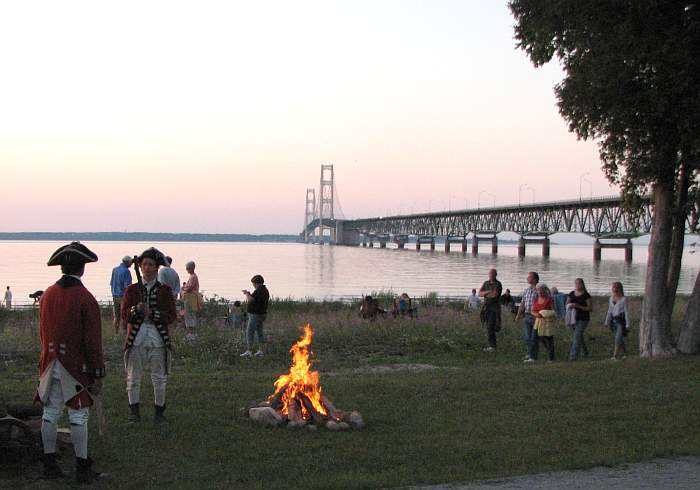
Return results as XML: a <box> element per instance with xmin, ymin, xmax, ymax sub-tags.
<box><xmin>0</xmin><ymin>232</ymin><xmax>299</xmax><ymax>243</ymax></box>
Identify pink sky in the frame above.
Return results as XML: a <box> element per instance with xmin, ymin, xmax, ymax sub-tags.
<box><xmin>0</xmin><ymin>1</ymin><xmax>615</xmax><ymax>234</ymax></box>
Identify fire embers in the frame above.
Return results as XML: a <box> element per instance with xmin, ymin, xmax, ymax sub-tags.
<box><xmin>248</xmin><ymin>324</ymin><xmax>364</xmax><ymax>431</ymax></box>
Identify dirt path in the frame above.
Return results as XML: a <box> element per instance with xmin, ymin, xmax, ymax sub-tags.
<box><xmin>408</xmin><ymin>457</ymin><xmax>700</xmax><ymax>490</ymax></box>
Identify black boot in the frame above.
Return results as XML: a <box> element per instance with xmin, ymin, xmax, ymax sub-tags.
<box><xmin>76</xmin><ymin>457</ymin><xmax>102</xmax><ymax>484</ymax></box>
<box><xmin>128</xmin><ymin>403</ymin><xmax>140</xmax><ymax>423</ymax></box>
<box><xmin>154</xmin><ymin>404</ymin><xmax>167</xmax><ymax>424</ymax></box>
<box><xmin>41</xmin><ymin>452</ymin><xmax>65</xmax><ymax>479</ymax></box>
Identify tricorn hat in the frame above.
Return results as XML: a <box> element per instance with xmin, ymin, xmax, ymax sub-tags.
<box><xmin>47</xmin><ymin>242</ymin><xmax>98</xmax><ymax>266</ymax></box>
<box><xmin>137</xmin><ymin>247</ymin><xmax>167</xmax><ymax>267</ymax></box>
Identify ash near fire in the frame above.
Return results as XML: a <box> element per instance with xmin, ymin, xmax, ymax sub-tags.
<box><xmin>247</xmin><ymin>324</ymin><xmax>364</xmax><ymax>431</ymax></box>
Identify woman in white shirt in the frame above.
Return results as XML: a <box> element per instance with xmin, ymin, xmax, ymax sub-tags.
<box><xmin>604</xmin><ymin>281</ymin><xmax>630</xmax><ymax>359</ymax></box>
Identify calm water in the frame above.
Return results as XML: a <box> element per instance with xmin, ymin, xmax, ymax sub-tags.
<box><xmin>1</xmin><ymin>240</ymin><xmax>699</xmax><ymax>305</ymax></box>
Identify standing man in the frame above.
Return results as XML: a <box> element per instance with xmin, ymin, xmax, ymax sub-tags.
<box><xmin>158</xmin><ymin>256</ymin><xmax>181</xmax><ymax>299</ymax></box>
<box><xmin>516</xmin><ymin>271</ymin><xmax>540</xmax><ymax>363</ymax></box>
<box><xmin>121</xmin><ymin>247</ymin><xmax>176</xmax><ymax>424</ymax></box>
<box><xmin>181</xmin><ymin>260</ymin><xmax>199</xmax><ymax>340</ymax></box>
<box><xmin>240</xmin><ymin>274</ymin><xmax>270</xmax><ymax>358</ymax></box>
<box><xmin>110</xmin><ymin>256</ymin><xmax>132</xmax><ymax>333</ymax></box>
<box><xmin>36</xmin><ymin>242</ymin><xmax>104</xmax><ymax>483</ymax></box>
<box><xmin>479</xmin><ymin>268</ymin><xmax>503</xmax><ymax>352</ymax></box>
<box><xmin>4</xmin><ymin>286</ymin><xmax>12</xmax><ymax>308</ymax></box>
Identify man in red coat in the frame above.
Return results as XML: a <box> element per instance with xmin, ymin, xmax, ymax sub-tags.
<box><xmin>36</xmin><ymin>242</ymin><xmax>104</xmax><ymax>483</ymax></box>
<box><xmin>121</xmin><ymin>247</ymin><xmax>176</xmax><ymax>423</ymax></box>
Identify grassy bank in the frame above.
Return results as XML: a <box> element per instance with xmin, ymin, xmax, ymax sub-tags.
<box><xmin>1</xmin><ymin>297</ymin><xmax>699</xmax><ymax>489</ymax></box>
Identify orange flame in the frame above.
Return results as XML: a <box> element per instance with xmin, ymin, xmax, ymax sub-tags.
<box><xmin>269</xmin><ymin>324</ymin><xmax>328</xmax><ymax>419</ymax></box>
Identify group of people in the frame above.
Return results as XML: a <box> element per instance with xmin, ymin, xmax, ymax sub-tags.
<box><xmin>36</xmin><ymin>242</ymin><xmax>270</xmax><ymax>483</ymax></box>
<box><xmin>476</xmin><ymin>269</ymin><xmax>631</xmax><ymax>362</ymax></box>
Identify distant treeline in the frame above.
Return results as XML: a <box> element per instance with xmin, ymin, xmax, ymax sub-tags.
<box><xmin>0</xmin><ymin>232</ymin><xmax>299</xmax><ymax>243</ymax></box>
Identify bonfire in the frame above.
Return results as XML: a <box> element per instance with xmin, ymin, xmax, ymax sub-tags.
<box><xmin>247</xmin><ymin>324</ymin><xmax>364</xmax><ymax>431</ymax></box>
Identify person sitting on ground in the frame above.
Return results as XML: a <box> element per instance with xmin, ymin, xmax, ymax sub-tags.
<box><xmin>359</xmin><ymin>295</ymin><xmax>386</xmax><ymax>321</ymax></box>
<box><xmin>392</xmin><ymin>293</ymin><xmax>416</xmax><ymax>319</ymax></box>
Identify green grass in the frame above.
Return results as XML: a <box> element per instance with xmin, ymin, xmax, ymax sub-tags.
<box><xmin>1</xmin><ymin>297</ymin><xmax>699</xmax><ymax>489</ymax></box>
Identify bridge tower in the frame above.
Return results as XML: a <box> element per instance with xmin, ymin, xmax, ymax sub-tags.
<box><xmin>318</xmin><ymin>164</ymin><xmax>335</xmax><ymax>243</ymax></box>
<box><xmin>303</xmin><ymin>188</ymin><xmax>316</xmax><ymax>243</ymax></box>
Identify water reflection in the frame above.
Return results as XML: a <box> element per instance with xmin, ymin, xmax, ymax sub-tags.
<box><xmin>0</xmin><ymin>241</ymin><xmax>697</xmax><ymax>304</ymax></box>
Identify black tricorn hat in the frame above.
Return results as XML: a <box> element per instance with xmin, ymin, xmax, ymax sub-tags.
<box><xmin>137</xmin><ymin>247</ymin><xmax>167</xmax><ymax>267</ymax></box>
<box><xmin>47</xmin><ymin>242</ymin><xmax>98</xmax><ymax>266</ymax></box>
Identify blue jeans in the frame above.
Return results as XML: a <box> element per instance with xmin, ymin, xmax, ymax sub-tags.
<box><xmin>246</xmin><ymin>314</ymin><xmax>266</xmax><ymax>347</ymax></box>
<box><xmin>522</xmin><ymin>314</ymin><xmax>537</xmax><ymax>359</ymax></box>
<box><xmin>612</xmin><ymin>318</ymin><xmax>626</xmax><ymax>349</ymax></box>
<box><xmin>569</xmin><ymin>319</ymin><xmax>589</xmax><ymax>360</ymax></box>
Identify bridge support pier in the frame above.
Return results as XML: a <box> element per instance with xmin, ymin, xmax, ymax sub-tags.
<box><xmin>393</xmin><ymin>234</ymin><xmax>409</xmax><ymax>249</ymax></box>
<box><xmin>472</xmin><ymin>233</ymin><xmax>498</xmax><ymax>255</ymax></box>
<box><xmin>445</xmin><ymin>236</ymin><xmax>468</xmax><ymax>253</ymax></box>
<box><xmin>416</xmin><ymin>236</ymin><xmax>435</xmax><ymax>251</ymax></box>
<box><xmin>518</xmin><ymin>236</ymin><xmax>551</xmax><ymax>257</ymax></box>
<box><xmin>376</xmin><ymin>234</ymin><xmax>389</xmax><ymax>249</ymax></box>
<box><xmin>594</xmin><ymin>238</ymin><xmax>633</xmax><ymax>262</ymax></box>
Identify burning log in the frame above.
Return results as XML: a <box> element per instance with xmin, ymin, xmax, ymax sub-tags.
<box><xmin>320</xmin><ymin>395</ymin><xmax>340</xmax><ymax>421</ymax></box>
<box><xmin>297</xmin><ymin>392</ymin><xmax>326</xmax><ymax>425</ymax></box>
<box><xmin>269</xmin><ymin>387</ymin><xmax>287</xmax><ymax>411</ymax></box>
<box><xmin>287</xmin><ymin>398</ymin><xmax>303</xmax><ymax>424</ymax></box>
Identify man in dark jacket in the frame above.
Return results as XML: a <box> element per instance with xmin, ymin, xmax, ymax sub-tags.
<box><xmin>240</xmin><ymin>274</ymin><xmax>269</xmax><ymax>358</ymax></box>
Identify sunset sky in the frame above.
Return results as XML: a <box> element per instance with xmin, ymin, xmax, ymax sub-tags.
<box><xmin>1</xmin><ymin>1</ymin><xmax>615</xmax><ymax>234</ymax></box>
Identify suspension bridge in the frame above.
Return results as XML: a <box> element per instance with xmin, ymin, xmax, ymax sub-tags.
<box><xmin>301</xmin><ymin>165</ymin><xmax>699</xmax><ymax>261</ymax></box>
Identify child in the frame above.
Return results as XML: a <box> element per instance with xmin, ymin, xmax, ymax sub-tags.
<box><xmin>228</xmin><ymin>300</ymin><xmax>247</xmax><ymax>329</ymax></box>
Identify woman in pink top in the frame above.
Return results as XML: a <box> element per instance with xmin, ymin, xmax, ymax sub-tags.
<box><xmin>182</xmin><ymin>261</ymin><xmax>200</xmax><ymax>340</ymax></box>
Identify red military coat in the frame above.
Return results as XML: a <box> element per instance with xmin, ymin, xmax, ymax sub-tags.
<box><xmin>121</xmin><ymin>281</ymin><xmax>176</xmax><ymax>350</ymax></box>
<box><xmin>36</xmin><ymin>276</ymin><xmax>105</xmax><ymax>409</ymax></box>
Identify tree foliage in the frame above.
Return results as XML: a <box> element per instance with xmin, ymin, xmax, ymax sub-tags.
<box><xmin>510</xmin><ymin>0</ymin><xmax>700</xmax><ymax>195</ymax></box>
<box><xmin>510</xmin><ymin>1</ymin><xmax>700</xmax><ymax>356</ymax></box>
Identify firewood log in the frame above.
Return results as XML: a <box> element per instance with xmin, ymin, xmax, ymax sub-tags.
<box><xmin>297</xmin><ymin>392</ymin><xmax>326</xmax><ymax>425</ymax></box>
<box><xmin>287</xmin><ymin>398</ymin><xmax>303</xmax><ymax>423</ymax></box>
<box><xmin>320</xmin><ymin>395</ymin><xmax>340</xmax><ymax>421</ymax></box>
<box><xmin>4</xmin><ymin>403</ymin><xmax>43</xmax><ymax>419</ymax></box>
<box><xmin>269</xmin><ymin>386</ymin><xmax>287</xmax><ymax>411</ymax></box>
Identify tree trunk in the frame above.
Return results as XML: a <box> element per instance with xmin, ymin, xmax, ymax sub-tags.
<box><xmin>666</xmin><ymin>162</ymin><xmax>690</xmax><ymax>310</ymax></box>
<box><xmin>678</xmin><ymin>270</ymin><xmax>700</xmax><ymax>354</ymax></box>
<box><xmin>639</xmin><ymin>181</ymin><xmax>678</xmax><ymax>357</ymax></box>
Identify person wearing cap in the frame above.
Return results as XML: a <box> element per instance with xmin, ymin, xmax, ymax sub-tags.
<box><xmin>240</xmin><ymin>274</ymin><xmax>270</xmax><ymax>358</ymax></box>
<box><xmin>109</xmin><ymin>255</ymin><xmax>133</xmax><ymax>333</ymax></box>
<box><xmin>35</xmin><ymin>242</ymin><xmax>105</xmax><ymax>483</ymax></box>
<box><xmin>121</xmin><ymin>247</ymin><xmax>177</xmax><ymax>424</ymax></box>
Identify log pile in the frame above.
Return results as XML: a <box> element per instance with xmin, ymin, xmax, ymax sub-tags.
<box><xmin>1</xmin><ymin>403</ymin><xmax>73</xmax><ymax>475</ymax></box>
<box><xmin>246</xmin><ymin>324</ymin><xmax>364</xmax><ymax>431</ymax></box>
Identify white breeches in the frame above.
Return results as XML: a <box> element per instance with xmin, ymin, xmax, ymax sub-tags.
<box><xmin>41</xmin><ymin>377</ymin><xmax>89</xmax><ymax>458</ymax></box>
<box><xmin>125</xmin><ymin>344</ymin><xmax>167</xmax><ymax>406</ymax></box>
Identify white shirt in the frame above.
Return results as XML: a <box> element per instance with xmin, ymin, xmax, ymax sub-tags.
<box><xmin>4</xmin><ymin>290</ymin><xmax>11</xmax><ymax>302</ymax></box>
<box><xmin>133</xmin><ymin>280</ymin><xmax>165</xmax><ymax>347</ymax></box>
<box><xmin>467</xmin><ymin>294</ymin><xmax>481</xmax><ymax>310</ymax></box>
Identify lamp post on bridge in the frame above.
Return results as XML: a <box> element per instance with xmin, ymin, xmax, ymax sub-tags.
<box><xmin>519</xmin><ymin>184</ymin><xmax>528</xmax><ymax>207</ymax></box>
<box><xmin>478</xmin><ymin>191</ymin><xmax>496</xmax><ymax>209</ymax></box>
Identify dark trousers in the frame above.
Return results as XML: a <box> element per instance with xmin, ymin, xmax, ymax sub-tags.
<box><xmin>539</xmin><ymin>335</ymin><xmax>555</xmax><ymax>361</ymax></box>
<box><xmin>485</xmin><ymin>309</ymin><xmax>499</xmax><ymax>348</ymax></box>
